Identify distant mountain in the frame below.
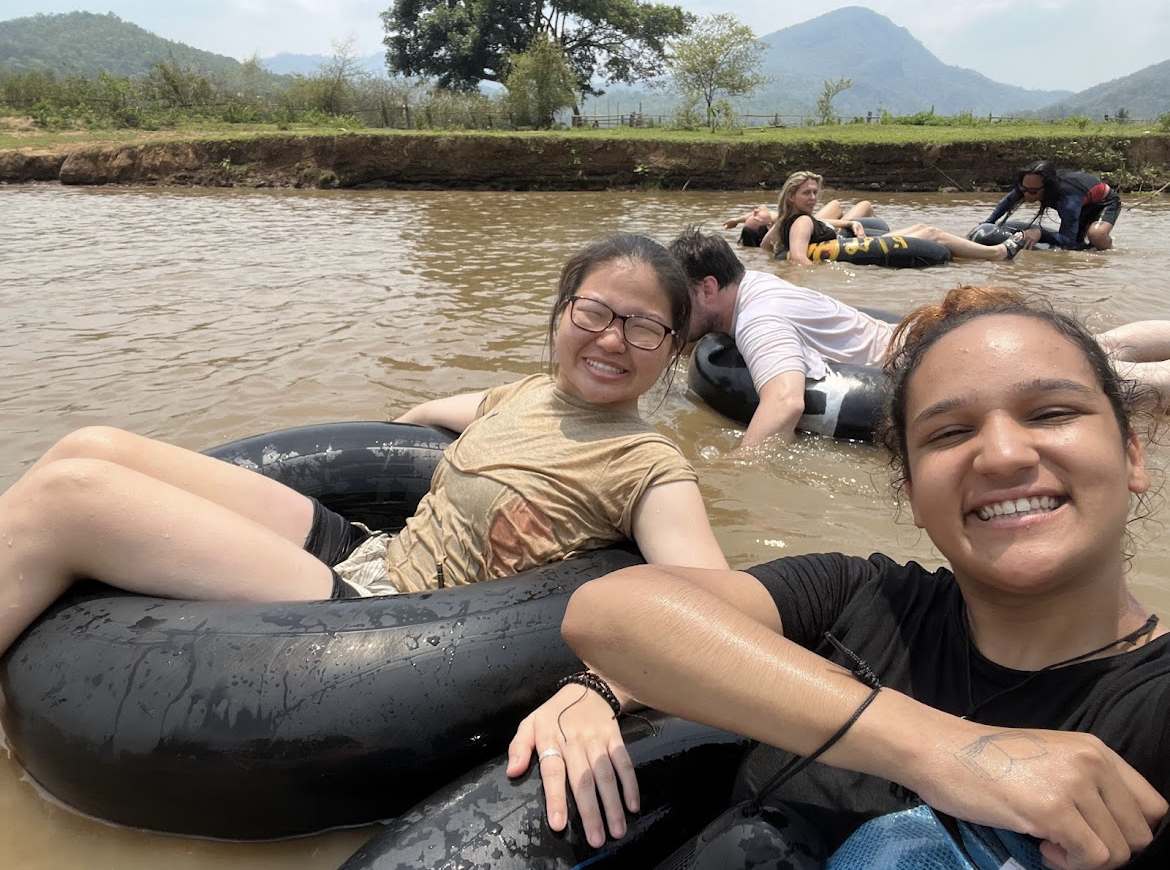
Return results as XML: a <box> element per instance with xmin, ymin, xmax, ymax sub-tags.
<box><xmin>588</xmin><ymin>7</ymin><xmax>1073</xmax><ymax>120</ymax></box>
<box><xmin>0</xmin><ymin>11</ymin><xmax>246</xmax><ymax>79</ymax></box>
<box><xmin>260</xmin><ymin>52</ymin><xmax>388</xmax><ymax>78</ymax></box>
<box><xmin>755</xmin><ymin>7</ymin><xmax>1070</xmax><ymax>117</ymax></box>
<box><xmin>1035</xmin><ymin>59</ymin><xmax>1170</xmax><ymax>120</ymax></box>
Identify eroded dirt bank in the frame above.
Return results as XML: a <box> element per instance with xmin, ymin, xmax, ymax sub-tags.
<box><xmin>2</xmin><ymin>132</ymin><xmax>1169</xmax><ymax>191</ymax></box>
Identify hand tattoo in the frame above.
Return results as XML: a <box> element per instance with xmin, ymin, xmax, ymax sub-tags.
<box><xmin>956</xmin><ymin>731</ymin><xmax>1047</xmax><ymax>781</ymax></box>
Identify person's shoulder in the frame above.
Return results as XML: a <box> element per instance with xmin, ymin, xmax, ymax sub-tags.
<box><xmin>741</xmin><ymin>269</ymin><xmax>807</xmax><ymax>294</ymax></box>
<box><xmin>844</xmin><ymin>552</ymin><xmax>950</xmax><ymax>584</ymax></box>
<box><xmin>482</xmin><ymin>373</ymin><xmax>552</xmax><ymax>408</ymax></box>
<box><xmin>749</xmin><ymin>551</ymin><xmax>951</xmax><ymax>589</ymax></box>
<box><xmin>748</xmin><ymin>551</ymin><xmax>897</xmax><ymax>580</ymax></box>
<box><xmin>500</xmin><ymin>373</ymin><xmax>552</xmax><ymax>395</ymax></box>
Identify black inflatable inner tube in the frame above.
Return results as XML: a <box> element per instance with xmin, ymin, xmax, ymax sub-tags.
<box><xmin>838</xmin><ymin>216</ymin><xmax>890</xmax><ymax>238</ymax></box>
<box><xmin>785</xmin><ymin>234</ymin><xmax>951</xmax><ymax>268</ymax></box>
<box><xmin>966</xmin><ymin>219</ymin><xmax>1038</xmax><ymax>246</ymax></box>
<box><xmin>688</xmin><ymin>333</ymin><xmax>889</xmax><ymax>442</ymax></box>
<box><xmin>338</xmin><ymin>712</ymin><xmax>755</xmax><ymax>870</ymax></box>
<box><xmin>0</xmin><ymin>422</ymin><xmax>643</xmax><ymax>840</ymax></box>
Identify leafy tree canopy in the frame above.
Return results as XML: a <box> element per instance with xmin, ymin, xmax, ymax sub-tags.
<box><xmin>667</xmin><ymin>14</ymin><xmax>767</xmax><ymax>130</ymax></box>
<box><xmin>381</xmin><ymin>0</ymin><xmax>693</xmax><ymax>94</ymax></box>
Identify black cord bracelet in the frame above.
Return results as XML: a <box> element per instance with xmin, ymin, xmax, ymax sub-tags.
<box><xmin>752</xmin><ymin>632</ymin><xmax>883</xmax><ymax>803</ymax></box>
<box><xmin>557</xmin><ymin>670</ymin><xmax>622</xmax><ymax>718</ymax></box>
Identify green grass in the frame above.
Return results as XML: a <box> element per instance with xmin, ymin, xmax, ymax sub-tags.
<box><xmin>3</xmin><ymin>111</ymin><xmax>1166</xmax><ymax>153</ymax></box>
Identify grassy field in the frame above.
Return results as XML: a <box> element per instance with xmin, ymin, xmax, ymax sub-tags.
<box><xmin>2</xmin><ymin>113</ymin><xmax>1166</xmax><ymax>154</ymax></box>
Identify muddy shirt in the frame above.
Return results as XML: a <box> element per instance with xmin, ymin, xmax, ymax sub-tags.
<box><xmin>362</xmin><ymin>374</ymin><xmax>695</xmax><ymax>594</ymax></box>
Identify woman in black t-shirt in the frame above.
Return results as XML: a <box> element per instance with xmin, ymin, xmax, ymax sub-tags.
<box><xmin>513</xmin><ymin>285</ymin><xmax>1169</xmax><ymax>869</ymax></box>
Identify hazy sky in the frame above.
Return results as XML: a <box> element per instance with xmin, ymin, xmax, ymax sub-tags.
<box><xmin>5</xmin><ymin>1</ymin><xmax>1168</xmax><ymax>93</ymax></box>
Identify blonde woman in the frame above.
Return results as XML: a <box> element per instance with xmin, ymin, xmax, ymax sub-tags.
<box><xmin>765</xmin><ymin>170</ymin><xmax>1025</xmax><ymax>265</ymax></box>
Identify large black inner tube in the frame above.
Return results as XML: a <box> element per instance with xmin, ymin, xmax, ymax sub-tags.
<box><xmin>0</xmin><ymin>422</ymin><xmax>642</xmax><ymax>840</ymax></box>
<box><xmin>687</xmin><ymin>334</ymin><xmax>889</xmax><ymax>442</ymax></box>
<box><xmin>338</xmin><ymin>712</ymin><xmax>755</xmax><ymax>870</ymax></box>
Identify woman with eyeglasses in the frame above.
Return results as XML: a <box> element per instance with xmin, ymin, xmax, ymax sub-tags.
<box><xmin>765</xmin><ymin>170</ymin><xmax>1025</xmax><ymax>265</ymax></box>
<box><xmin>985</xmin><ymin>160</ymin><xmax>1120</xmax><ymax>251</ymax></box>
<box><xmin>0</xmin><ymin>234</ymin><xmax>727</xmax><ymax>657</ymax></box>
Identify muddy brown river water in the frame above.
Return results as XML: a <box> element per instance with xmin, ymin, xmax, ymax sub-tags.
<box><xmin>1</xmin><ymin>184</ymin><xmax>1168</xmax><ymax>869</ymax></box>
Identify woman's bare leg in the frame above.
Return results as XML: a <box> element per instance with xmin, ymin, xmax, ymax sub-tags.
<box><xmin>26</xmin><ymin>427</ymin><xmax>314</xmax><ymax>545</ymax></box>
<box><xmin>889</xmin><ymin>223</ymin><xmax>1015</xmax><ymax>261</ymax></box>
<box><xmin>1110</xmin><ymin>360</ymin><xmax>1170</xmax><ymax>406</ymax></box>
<box><xmin>815</xmin><ymin>200</ymin><xmax>844</xmax><ymax>220</ymax></box>
<box><xmin>1097</xmin><ymin>322</ymin><xmax>1170</xmax><ymax>362</ymax></box>
<box><xmin>842</xmin><ymin>200</ymin><xmax>875</xmax><ymax>219</ymax></box>
<box><xmin>1097</xmin><ymin>322</ymin><xmax>1170</xmax><ymax>404</ymax></box>
<box><xmin>0</xmin><ymin>457</ymin><xmax>335</xmax><ymax>656</ymax></box>
<box><xmin>1086</xmin><ymin>220</ymin><xmax>1115</xmax><ymax>250</ymax></box>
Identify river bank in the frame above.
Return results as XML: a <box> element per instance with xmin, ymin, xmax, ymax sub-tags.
<box><xmin>2</xmin><ymin>128</ymin><xmax>1169</xmax><ymax>192</ymax></box>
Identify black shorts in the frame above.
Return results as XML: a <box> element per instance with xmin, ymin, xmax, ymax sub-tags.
<box><xmin>303</xmin><ymin>498</ymin><xmax>371</xmax><ymax>600</ymax></box>
<box><xmin>330</xmin><ymin>571</ymin><xmax>362</xmax><ymax>599</ymax></box>
<box><xmin>1079</xmin><ymin>187</ymin><xmax>1121</xmax><ymax>239</ymax></box>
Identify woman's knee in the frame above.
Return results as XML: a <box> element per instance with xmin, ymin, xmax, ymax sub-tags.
<box><xmin>816</xmin><ymin>200</ymin><xmax>843</xmax><ymax>220</ymax></box>
<box><xmin>21</xmin><ymin>458</ymin><xmax>126</xmax><ymax>517</ymax></box>
<box><xmin>42</xmin><ymin>426</ymin><xmax>138</xmax><ymax>465</ymax></box>
<box><xmin>845</xmin><ymin>200</ymin><xmax>875</xmax><ymax>219</ymax></box>
<box><xmin>1087</xmin><ymin>223</ymin><xmax>1113</xmax><ymax>250</ymax></box>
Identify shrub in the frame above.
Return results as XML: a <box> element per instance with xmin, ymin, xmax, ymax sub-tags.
<box><xmin>503</xmin><ymin>35</ymin><xmax>576</xmax><ymax>129</ymax></box>
<box><xmin>222</xmin><ymin>101</ymin><xmax>261</xmax><ymax>124</ymax></box>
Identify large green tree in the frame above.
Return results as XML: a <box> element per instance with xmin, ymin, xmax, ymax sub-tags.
<box><xmin>381</xmin><ymin>0</ymin><xmax>692</xmax><ymax>94</ymax></box>
<box><xmin>667</xmin><ymin>13</ymin><xmax>766</xmax><ymax>131</ymax></box>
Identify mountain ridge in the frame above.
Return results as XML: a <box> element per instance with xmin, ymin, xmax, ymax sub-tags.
<box><xmin>755</xmin><ymin>7</ymin><xmax>1070</xmax><ymax>117</ymax></box>
<box><xmin>0</xmin><ymin>11</ymin><xmax>245</xmax><ymax>78</ymax></box>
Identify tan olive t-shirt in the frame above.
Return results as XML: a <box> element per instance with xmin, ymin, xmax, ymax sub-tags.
<box><xmin>365</xmin><ymin>374</ymin><xmax>696</xmax><ymax>595</ymax></box>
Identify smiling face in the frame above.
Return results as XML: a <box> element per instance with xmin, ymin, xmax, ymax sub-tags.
<box><xmin>553</xmin><ymin>259</ymin><xmax>676</xmax><ymax>413</ymax></box>
<box><xmin>902</xmin><ymin>314</ymin><xmax>1148</xmax><ymax>600</ymax></box>
<box><xmin>789</xmin><ymin>179</ymin><xmax>820</xmax><ymax>216</ymax></box>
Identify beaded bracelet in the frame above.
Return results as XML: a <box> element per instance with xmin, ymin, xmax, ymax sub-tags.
<box><xmin>557</xmin><ymin>670</ymin><xmax>622</xmax><ymax>718</ymax></box>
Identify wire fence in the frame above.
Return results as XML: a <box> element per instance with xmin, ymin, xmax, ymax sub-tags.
<box><xmin>568</xmin><ymin>110</ymin><xmax>1164</xmax><ymax>130</ymax></box>
<box><xmin>3</xmin><ymin>91</ymin><xmax>1161</xmax><ymax>133</ymax></box>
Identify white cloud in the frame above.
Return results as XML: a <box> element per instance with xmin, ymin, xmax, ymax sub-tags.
<box><xmin>3</xmin><ymin>0</ymin><xmax>1167</xmax><ymax>90</ymax></box>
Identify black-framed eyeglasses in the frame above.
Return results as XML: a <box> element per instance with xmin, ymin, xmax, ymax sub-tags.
<box><xmin>568</xmin><ymin>295</ymin><xmax>675</xmax><ymax>351</ymax></box>
<box><xmin>1019</xmin><ymin>183</ymin><xmax>1044</xmax><ymax>195</ymax></box>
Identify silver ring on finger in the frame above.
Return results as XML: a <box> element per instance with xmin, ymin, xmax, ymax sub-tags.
<box><xmin>539</xmin><ymin>747</ymin><xmax>563</xmax><ymax>761</ymax></box>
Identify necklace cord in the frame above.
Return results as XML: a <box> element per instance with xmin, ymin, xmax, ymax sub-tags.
<box><xmin>964</xmin><ymin>613</ymin><xmax>1159</xmax><ymax>720</ymax></box>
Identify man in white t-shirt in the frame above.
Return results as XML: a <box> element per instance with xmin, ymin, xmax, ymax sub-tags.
<box><xmin>670</xmin><ymin>228</ymin><xmax>1170</xmax><ymax>446</ymax></box>
<box><xmin>669</xmin><ymin>228</ymin><xmax>895</xmax><ymax>447</ymax></box>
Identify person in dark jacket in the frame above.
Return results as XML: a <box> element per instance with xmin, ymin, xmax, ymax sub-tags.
<box><xmin>986</xmin><ymin>160</ymin><xmax>1121</xmax><ymax>251</ymax></box>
